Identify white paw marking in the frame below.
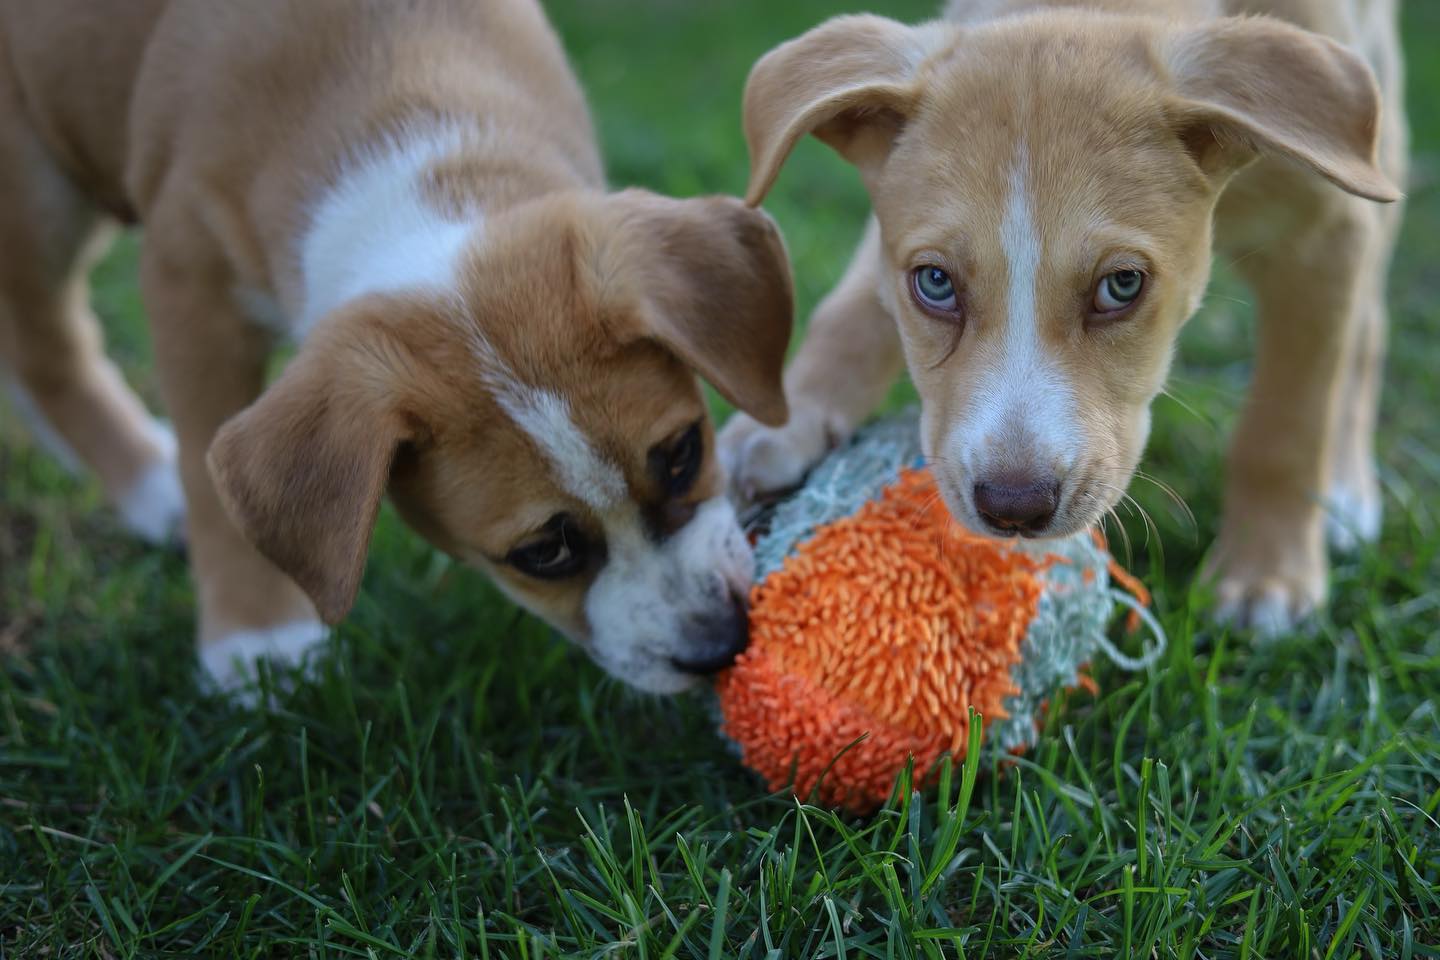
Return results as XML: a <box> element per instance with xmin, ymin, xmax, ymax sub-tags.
<box><xmin>738</xmin><ymin>430</ymin><xmax>819</xmax><ymax>497</ymax></box>
<box><xmin>1212</xmin><ymin>581</ymin><xmax>1316</xmax><ymax>639</ymax></box>
<box><xmin>723</xmin><ymin>409</ymin><xmax>837</xmax><ymax>501</ymax></box>
<box><xmin>200</xmin><ymin>619</ymin><xmax>329</xmax><ymax>692</ymax></box>
<box><xmin>116</xmin><ymin>421</ymin><xmax>186</xmax><ymax>544</ymax></box>
<box><xmin>1324</xmin><ymin>481</ymin><xmax>1381</xmax><ymax>553</ymax></box>
<box><xmin>1244</xmin><ymin>589</ymin><xmax>1294</xmax><ymax>639</ymax></box>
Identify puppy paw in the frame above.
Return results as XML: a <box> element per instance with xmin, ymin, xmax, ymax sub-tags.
<box><xmin>1203</xmin><ymin>521</ymin><xmax>1327</xmax><ymax>638</ymax></box>
<box><xmin>1211</xmin><ymin>577</ymin><xmax>1323</xmax><ymax>637</ymax></box>
<box><xmin>199</xmin><ymin>619</ymin><xmax>329</xmax><ymax>695</ymax></box>
<box><xmin>1324</xmin><ymin>465</ymin><xmax>1381</xmax><ymax>554</ymax></box>
<box><xmin>718</xmin><ymin>404</ymin><xmax>843</xmax><ymax>504</ymax></box>
<box><xmin>116</xmin><ymin>421</ymin><xmax>186</xmax><ymax>545</ymax></box>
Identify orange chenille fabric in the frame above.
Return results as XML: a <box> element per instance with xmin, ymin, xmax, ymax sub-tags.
<box><xmin>716</xmin><ymin>469</ymin><xmax>1048</xmax><ymax>813</ymax></box>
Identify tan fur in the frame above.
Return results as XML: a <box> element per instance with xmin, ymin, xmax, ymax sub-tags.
<box><xmin>725</xmin><ymin>0</ymin><xmax>1404</xmax><ymax>632</ymax></box>
<box><xmin>0</xmin><ymin>0</ymin><xmax>793</xmax><ymax>682</ymax></box>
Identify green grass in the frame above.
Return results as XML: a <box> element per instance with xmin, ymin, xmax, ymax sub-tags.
<box><xmin>3</xmin><ymin>0</ymin><xmax>1438</xmax><ymax>955</ymax></box>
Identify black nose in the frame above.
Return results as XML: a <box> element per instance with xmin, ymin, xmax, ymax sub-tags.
<box><xmin>973</xmin><ymin>475</ymin><xmax>1059</xmax><ymax>534</ymax></box>
<box><xmin>671</xmin><ymin>592</ymin><xmax>750</xmax><ymax>675</ymax></box>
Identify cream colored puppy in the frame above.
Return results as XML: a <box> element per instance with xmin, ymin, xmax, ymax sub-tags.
<box><xmin>0</xmin><ymin>0</ymin><xmax>794</xmax><ymax>692</ymax></box>
<box><xmin>723</xmin><ymin>0</ymin><xmax>1404</xmax><ymax>634</ymax></box>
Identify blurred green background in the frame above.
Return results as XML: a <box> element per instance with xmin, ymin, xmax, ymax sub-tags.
<box><xmin>2</xmin><ymin>1</ymin><xmax>1437</xmax><ymax>955</ymax></box>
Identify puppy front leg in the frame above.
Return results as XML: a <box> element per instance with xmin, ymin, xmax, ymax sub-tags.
<box><xmin>141</xmin><ymin>241</ymin><xmax>324</xmax><ymax>689</ymax></box>
<box><xmin>1324</xmin><ymin>196</ymin><xmax>1402</xmax><ymax>552</ymax></box>
<box><xmin>720</xmin><ymin>217</ymin><xmax>902</xmax><ymax>500</ymax></box>
<box><xmin>1327</xmin><ymin>20</ymin><xmax>1408</xmax><ymax>554</ymax></box>
<box><xmin>1205</xmin><ymin>197</ymin><xmax>1382</xmax><ymax>635</ymax></box>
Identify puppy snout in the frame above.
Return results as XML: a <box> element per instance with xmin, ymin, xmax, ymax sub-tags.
<box><xmin>670</xmin><ymin>591</ymin><xmax>750</xmax><ymax>676</ymax></box>
<box><xmin>973</xmin><ymin>474</ymin><xmax>1059</xmax><ymax>535</ymax></box>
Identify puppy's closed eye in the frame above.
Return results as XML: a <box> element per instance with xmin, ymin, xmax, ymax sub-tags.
<box><xmin>507</xmin><ymin>514</ymin><xmax>591</xmax><ymax>579</ymax></box>
<box><xmin>654</xmin><ymin>420</ymin><xmax>704</xmax><ymax>498</ymax></box>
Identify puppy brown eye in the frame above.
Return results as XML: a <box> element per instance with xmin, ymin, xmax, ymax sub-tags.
<box><xmin>659</xmin><ymin>422</ymin><xmax>703</xmax><ymax>497</ymax></box>
<box><xmin>507</xmin><ymin>515</ymin><xmax>586</xmax><ymax>579</ymax></box>
<box><xmin>1094</xmin><ymin>269</ymin><xmax>1145</xmax><ymax>314</ymax></box>
<box><xmin>911</xmin><ymin>266</ymin><xmax>960</xmax><ymax>315</ymax></box>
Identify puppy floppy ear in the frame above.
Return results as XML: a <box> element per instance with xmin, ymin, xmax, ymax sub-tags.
<box><xmin>607</xmin><ymin>191</ymin><xmax>795</xmax><ymax>426</ymax></box>
<box><xmin>744</xmin><ymin>14</ymin><xmax>940</xmax><ymax>204</ymax></box>
<box><xmin>208</xmin><ymin>315</ymin><xmax>415</xmax><ymax>624</ymax></box>
<box><xmin>1165</xmin><ymin>17</ymin><xmax>1399</xmax><ymax>202</ymax></box>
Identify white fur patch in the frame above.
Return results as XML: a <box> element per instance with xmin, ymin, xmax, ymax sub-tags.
<box><xmin>583</xmin><ymin>496</ymin><xmax>753</xmax><ymax>693</ymax></box>
<box><xmin>299</xmin><ymin>124</ymin><xmax>481</xmax><ymax>336</ymax></box>
<box><xmin>116</xmin><ymin>421</ymin><xmax>185</xmax><ymax>544</ymax></box>
<box><xmin>1325</xmin><ymin>479</ymin><xmax>1382</xmax><ymax>552</ymax></box>
<box><xmin>1001</xmin><ymin>150</ymin><xmax>1042</xmax><ymax>349</ymax></box>
<box><xmin>466</xmin><ymin>330</ymin><xmax>627</xmax><ymax>510</ymax></box>
<box><xmin>724</xmin><ymin>407</ymin><xmax>835</xmax><ymax>501</ymax></box>
<box><xmin>1212</xmin><ymin>582</ymin><xmax>1311</xmax><ymax>639</ymax></box>
<box><xmin>5</xmin><ymin>379</ymin><xmax>186</xmax><ymax>543</ymax></box>
<box><xmin>946</xmin><ymin>144</ymin><xmax>1078</xmax><ymax>496</ymax></box>
<box><xmin>200</xmin><ymin>619</ymin><xmax>329</xmax><ymax>691</ymax></box>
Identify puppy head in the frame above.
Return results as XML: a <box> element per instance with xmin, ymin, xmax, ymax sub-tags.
<box><xmin>209</xmin><ymin>190</ymin><xmax>793</xmax><ymax>693</ymax></box>
<box><xmin>746</xmin><ymin>12</ymin><xmax>1396</xmax><ymax>537</ymax></box>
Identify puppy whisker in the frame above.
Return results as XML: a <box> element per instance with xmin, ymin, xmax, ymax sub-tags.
<box><xmin>1094</xmin><ymin>478</ymin><xmax>1163</xmax><ymax>557</ymax></box>
<box><xmin>1094</xmin><ymin>487</ymin><xmax>1133</xmax><ymax>567</ymax></box>
<box><xmin>1132</xmin><ymin>469</ymin><xmax>1198</xmax><ymax>540</ymax></box>
<box><xmin>1158</xmin><ymin>386</ymin><xmax>1208</xmax><ymax>426</ymax></box>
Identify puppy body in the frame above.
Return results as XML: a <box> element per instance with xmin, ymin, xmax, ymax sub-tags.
<box><xmin>725</xmin><ymin>0</ymin><xmax>1403</xmax><ymax>633</ymax></box>
<box><xmin>0</xmin><ymin>0</ymin><xmax>795</xmax><ymax>691</ymax></box>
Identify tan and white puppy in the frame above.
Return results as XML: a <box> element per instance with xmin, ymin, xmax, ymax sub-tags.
<box><xmin>723</xmin><ymin>0</ymin><xmax>1405</xmax><ymax>634</ymax></box>
<box><xmin>0</xmin><ymin>0</ymin><xmax>794</xmax><ymax>692</ymax></box>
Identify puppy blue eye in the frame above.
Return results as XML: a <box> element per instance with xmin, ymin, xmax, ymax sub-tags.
<box><xmin>911</xmin><ymin>266</ymin><xmax>959</xmax><ymax>313</ymax></box>
<box><xmin>1094</xmin><ymin>269</ymin><xmax>1144</xmax><ymax>313</ymax></box>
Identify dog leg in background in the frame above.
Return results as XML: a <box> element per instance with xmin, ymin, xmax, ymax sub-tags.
<box><xmin>140</xmin><ymin>229</ymin><xmax>324</xmax><ymax>689</ymax></box>
<box><xmin>1324</xmin><ymin>198</ymin><xmax>1403</xmax><ymax>552</ymax></box>
<box><xmin>0</xmin><ymin>112</ymin><xmax>183</xmax><ymax>545</ymax></box>
<box><xmin>1326</xmin><ymin>72</ymin><xmax>1407</xmax><ymax>553</ymax></box>
<box><xmin>720</xmin><ymin>217</ymin><xmax>903</xmax><ymax>500</ymax></box>
<box><xmin>1205</xmin><ymin>185</ymin><xmax>1386</xmax><ymax>634</ymax></box>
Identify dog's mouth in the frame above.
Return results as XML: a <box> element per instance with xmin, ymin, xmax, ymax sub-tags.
<box><xmin>667</xmin><ymin>588</ymin><xmax>751</xmax><ymax>675</ymax></box>
<box><xmin>581</xmin><ymin>583</ymin><xmax>752</xmax><ymax>694</ymax></box>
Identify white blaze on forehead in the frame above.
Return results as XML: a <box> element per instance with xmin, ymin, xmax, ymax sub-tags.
<box><xmin>467</xmin><ymin>330</ymin><xmax>627</xmax><ymax>510</ymax></box>
<box><xmin>947</xmin><ymin>142</ymin><xmax>1079</xmax><ymax>477</ymax></box>
<box><xmin>498</xmin><ymin>386</ymin><xmax>627</xmax><ymax>510</ymax></box>
<box><xmin>1001</xmin><ymin>145</ymin><xmax>1042</xmax><ymax>346</ymax></box>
